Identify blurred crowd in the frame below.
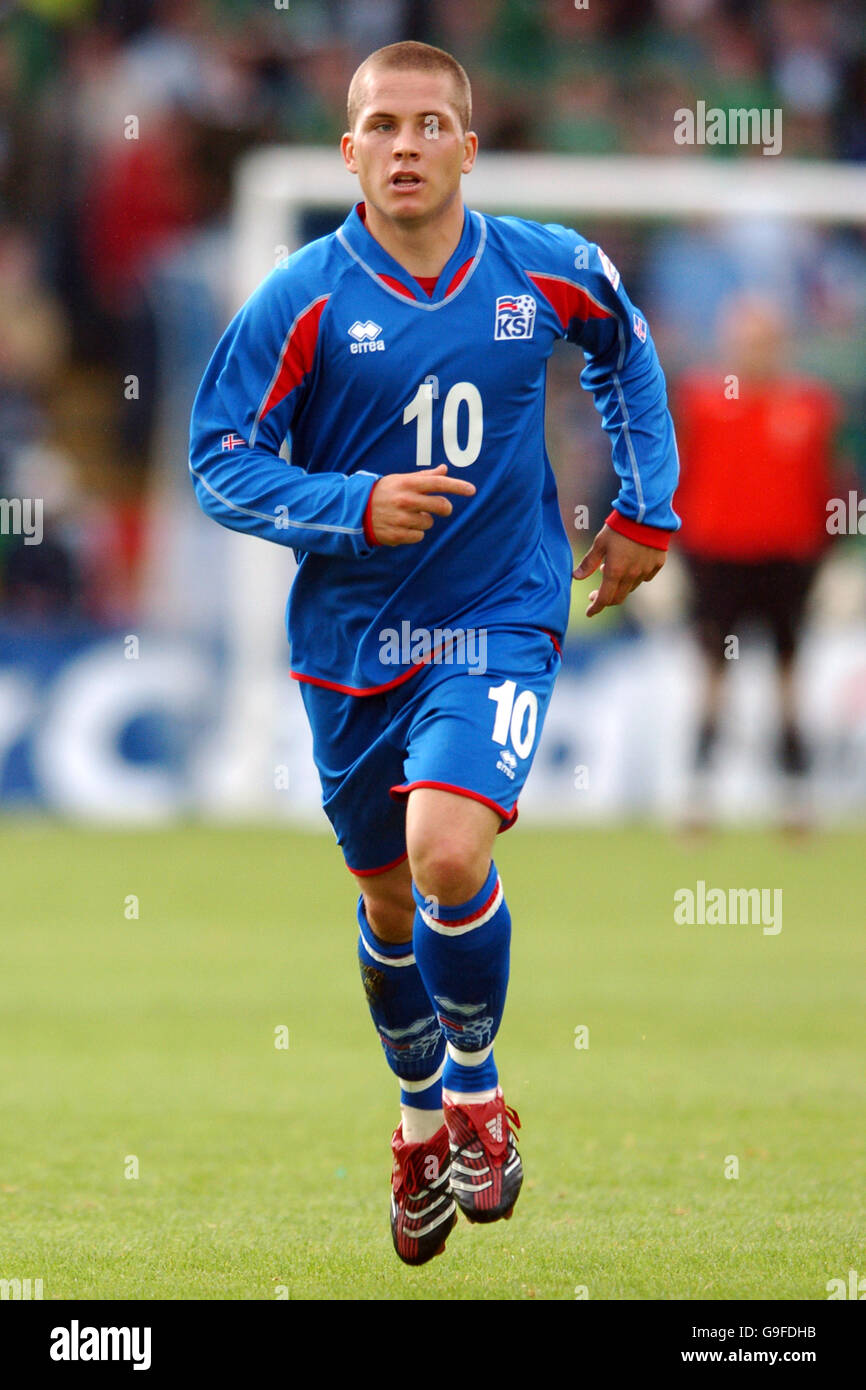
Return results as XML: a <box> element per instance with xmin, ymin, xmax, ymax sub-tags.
<box><xmin>0</xmin><ymin>0</ymin><xmax>863</xmax><ymax>625</ymax></box>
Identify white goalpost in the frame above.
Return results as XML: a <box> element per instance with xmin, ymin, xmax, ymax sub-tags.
<box><xmin>232</xmin><ymin>148</ymin><xmax>866</xmax><ymax>301</ymax></box>
<box><xmin>209</xmin><ymin>147</ymin><xmax>866</xmax><ymax>814</ymax></box>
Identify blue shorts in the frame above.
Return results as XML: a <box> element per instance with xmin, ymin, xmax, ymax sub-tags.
<box><xmin>297</xmin><ymin>626</ymin><xmax>562</xmax><ymax>875</ymax></box>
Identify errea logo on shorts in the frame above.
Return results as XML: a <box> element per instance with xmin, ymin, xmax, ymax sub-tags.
<box><xmin>348</xmin><ymin>320</ymin><xmax>385</xmax><ymax>354</ymax></box>
<box><xmin>494</xmin><ymin>295</ymin><xmax>536</xmax><ymax>340</ymax></box>
<box><xmin>496</xmin><ymin>749</ymin><xmax>517</xmax><ymax>780</ymax></box>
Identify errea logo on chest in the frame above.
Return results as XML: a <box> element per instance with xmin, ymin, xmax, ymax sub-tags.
<box><xmin>494</xmin><ymin>294</ymin><xmax>536</xmax><ymax>341</ymax></box>
<box><xmin>348</xmin><ymin>320</ymin><xmax>385</xmax><ymax>354</ymax></box>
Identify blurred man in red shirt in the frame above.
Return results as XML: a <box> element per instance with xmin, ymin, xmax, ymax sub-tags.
<box><xmin>674</xmin><ymin>294</ymin><xmax>841</xmax><ymax>807</ymax></box>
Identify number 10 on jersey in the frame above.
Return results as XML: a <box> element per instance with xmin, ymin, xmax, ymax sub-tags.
<box><xmin>403</xmin><ymin>380</ymin><xmax>483</xmax><ymax>469</ymax></box>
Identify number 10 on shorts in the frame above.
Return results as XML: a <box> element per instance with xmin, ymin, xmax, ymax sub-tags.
<box><xmin>488</xmin><ymin>680</ymin><xmax>538</xmax><ymax>759</ymax></box>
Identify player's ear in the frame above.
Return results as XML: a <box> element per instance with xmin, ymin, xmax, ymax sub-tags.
<box><xmin>461</xmin><ymin>131</ymin><xmax>478</xmax><ymax>175</ymax></box>
<box><xmin>341</xmin><ymin>132</ymin><xmax>358</xmax><ymax>173</ymax></box>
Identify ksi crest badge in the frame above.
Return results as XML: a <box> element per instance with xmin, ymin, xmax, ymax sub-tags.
<box><xmin>494</xmin><ymin>294</ymin><xmax>537</xmax><ymax>340</ymax></box>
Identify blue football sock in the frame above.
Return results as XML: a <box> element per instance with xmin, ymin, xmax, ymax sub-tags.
<box><xmin>356</xmin><ymin>897</ymin><xmax>445</xmax><ymax>1111</ymax></box>
<box><xmin>412</xmin><ymin>861</ymin><xmax>511</xmax><ymax>1096</ymax></box>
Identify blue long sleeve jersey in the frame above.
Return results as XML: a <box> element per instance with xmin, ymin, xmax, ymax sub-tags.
<box><xmin>190</xmin><ymin>201</ymin><xmax>680</xmax><ymax>694</ymax></box>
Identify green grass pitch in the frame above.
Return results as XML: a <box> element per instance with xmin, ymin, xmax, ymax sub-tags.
<box><xmin>0</xmin><ymin>821</ymin><xmax>862</xmax><ymax>1301</ymax></box>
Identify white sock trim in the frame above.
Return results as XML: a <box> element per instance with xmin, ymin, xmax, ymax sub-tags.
<box><xmin>401</xmin><ymin>1103</ymin><xmax>445</xmax><ymax>1143</ymax></box>
<box><xmin>417</xmin><ymin>879</ymin><xmax>504</xmax><ymax>936</ymax></box>
<box><xmin>443</xmin><ymin>1087</ymin><xmax>498</xmax><ymax>1105</ymax></box>
<box><xmin>358</xmin><ymin>926</ymin><xmax>416</xmax><ymax>968</ymax></box>
<box><xmin>399</xmin><ymin>1059</ymin><xmax>445</xmax><ymax>1093</ymax></box>
<box><xmin>446</xmin><ymin>1041</ymin><xmax>494</xmax><ymax>1068</ymax></box>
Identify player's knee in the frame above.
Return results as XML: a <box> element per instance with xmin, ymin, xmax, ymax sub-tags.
<box><xmin>363</xmin><ymin>890</ymin><xmax>414</xmax><ymax>944</ymax></box>
<box><xmin>410</xmin><ymin>840</ymin><xmax>487</xmax><ymax>906</ymax></box>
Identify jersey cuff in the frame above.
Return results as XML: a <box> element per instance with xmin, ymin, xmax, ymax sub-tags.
<box><xmin>605</xmin><ymin>509</ymin><xmax>673</xmax><ymax>551</ymax></box>
<box><xmin>362</xmin><ymin>479</ymin><xmax>381</xmax><ymax>547</ymax></box>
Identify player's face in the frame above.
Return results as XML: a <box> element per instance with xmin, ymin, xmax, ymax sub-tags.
<box><xmin>341</xmin><ymin>70</ymin><xmax>477</xmax><ymax>227</ymax></box>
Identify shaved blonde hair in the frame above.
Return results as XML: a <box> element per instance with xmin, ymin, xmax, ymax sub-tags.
<box><xmin>347</xmin><ymin>40</ymin><xmax>472</xmax><ymax>134</ymax></box>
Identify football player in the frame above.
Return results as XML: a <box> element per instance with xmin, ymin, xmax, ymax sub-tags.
<box><xmin>190</xmin><ymin>40</ymin><xmax>679</xmax><ymax>1265</ymax></box>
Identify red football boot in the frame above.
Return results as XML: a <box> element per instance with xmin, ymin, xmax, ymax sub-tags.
<box><xmin>443</xmin><ymin>1088</ymin><xmax>523</xmax><ymax>1223</ymax></box>
<box><xmin>390</xmin><ymin>1123</ymin><xmax>457</xmax><ymax>1265</ymax></box>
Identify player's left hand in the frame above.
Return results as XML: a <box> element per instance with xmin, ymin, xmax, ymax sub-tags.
<box><xmin>573</xmin><ymin>525</ymin><xmax>666</xmax><ymax>618</ymax></box>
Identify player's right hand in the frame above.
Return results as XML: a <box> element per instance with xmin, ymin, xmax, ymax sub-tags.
<box><xmin>367</xmin><ymin>464</ymin><xmax>476</xmax><ymax>546</ymax></box>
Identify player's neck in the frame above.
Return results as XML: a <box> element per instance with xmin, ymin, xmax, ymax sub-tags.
<box><xmin>361</xmin><ymin>196</ymin><xmax>466</xmax><ymax>278</ymax></box>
